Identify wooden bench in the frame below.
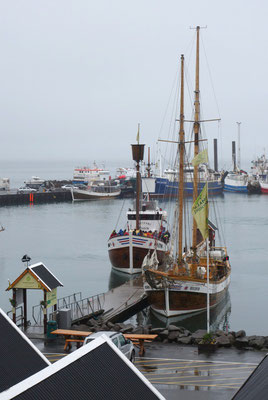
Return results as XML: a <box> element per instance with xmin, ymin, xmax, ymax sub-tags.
<box><xmin>64</xmin><ymin>339</ymin><xmax>85</xmax><ymax>351</ymax></box>
<box><xmin>124</xmin><ymin>334</ymin><xmax>158</xmax><ymax>356</ymax></box>
<box><xmin>51</xmin><ymin>329</ymin><xmax>92</xmax><ymax>352</ymax></box>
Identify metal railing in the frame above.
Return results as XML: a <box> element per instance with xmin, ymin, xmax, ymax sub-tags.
<box><xmin>32</xmin><ymin>292</ymin><xmax>105</xmax><ymax>326</ymax></box>
<box><xmin>7</xmin><ymin>306</ymin><xmax>24</xmax><ymax>326</ymax></box>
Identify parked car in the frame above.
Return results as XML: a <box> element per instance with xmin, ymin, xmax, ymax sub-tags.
<box><xmin>17</xmin><ymin>187</ymin><xmax>37</xmax><ymax>194</ymax></box>
<box><xmin>83</xmin><ymin>331</ymin><xmax>135</xmax><ymax>362</ymax></box>
<box><xmin>61</xmin><ymin>185</ymin><xmax>74</xmax><ymax>190</ymax></box>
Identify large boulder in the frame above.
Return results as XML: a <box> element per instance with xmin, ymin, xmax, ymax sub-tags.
<box><xmin>158</xmin><ymin>329</ymin><xmax>169</xmax><ymax>340</ymax></box>
<box><xmin>235</xmin><ymin>330</ymin><xmax>246</xmax><ymax>338</ymax></box>
<box><xmin>168</xmin><ymin>331</ymin><xmax>181</xmax><ymax>341</ymax></box>
<box><xmin>150</xmin><ymin>327</ymin><xmax>166</xmax><ymax>334</ymax></box>
<box><xmin>177</xmin><ymin>336</ymin><xmax>192</xmax><ymax>345</ymax></box>
<box><xmin>120</xmin><ymin>324</ymin><xmax>135</xmax><ymax>333</ymax></box>
<box><xmin>106</xmin><ymin>321</ymin><xmax>115</xmax><ymax>329</ymax></box>
<box><xmin>168</xmin><ymin>325</ymin><xmax>184</xmax><ymax>332</ymax></box>
<box><xmin>215</xmin><ymin>329</ymin><xmax>227</xmax><ymax>337</ymax></box>
<box><xmin>216</xmin><ymin>335</ymin><xmax>232</xmax><ymax>347</ymax></box>
<box><xmin>234</xmin><ymin>337</ymin><xmax>249</xmax><ymax>348</ymax></box>
<box><xmin>248</xmin><ymin>336</ymin><xmax>266</xmax><ymax>350</ymax></box>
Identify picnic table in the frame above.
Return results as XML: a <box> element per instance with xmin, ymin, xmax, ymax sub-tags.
<box><xmin>124</xmin><ymin>334</ymin><xmax>158</xmax><ymax>356</ymax></box>
<box><xmin>51</xmin><ymin>329</ymin><xmax>91</xmax><ymax>352</ymax></box>
<box><xmin>51</xmin><ymin>329</ymin><xmax>157</xmax><ymax>355</ymax></box>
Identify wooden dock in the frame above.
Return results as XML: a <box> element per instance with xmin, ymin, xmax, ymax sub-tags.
<box><xmin>99</xmin><ymin>276</ymin><xmax>148</xmax><ymax>324</ymax></box>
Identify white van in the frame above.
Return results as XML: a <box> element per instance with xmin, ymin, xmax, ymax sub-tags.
<box><xmin>84</xmin><ymin>331</ymin><xmax>135</xmax><ymax>362</ymax></box>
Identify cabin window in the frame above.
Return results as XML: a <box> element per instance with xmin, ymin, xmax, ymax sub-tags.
<box><xmin>112</xmin><ymin>337</ymin><xmax>119</xmax><ymax>347</ymax></box>
<box><xmin>128</xmin><ymin>214</ymin><xmax>162</xmax><ymax>220</ymax></box>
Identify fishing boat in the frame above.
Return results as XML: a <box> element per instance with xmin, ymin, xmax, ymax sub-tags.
<box><xmin>108</xmin><ymin>142</ymin><xmax>169</xmax><ymax>275</ymax></box>
<box><xmin>143</xmin><ymin>27</ymin><xmax>231</xmax><ymax>319</ymax></box>
<box><xmin>73</xmin><ymin>162</ymin><xmax>110</xmax><ymax>185</ymax></box>
<box><xmin>224</xmin><ymin>123</ymin><xmax>249</xmax><ymax>193</ymax></box>
<box><xmin>72</xmin><ymin>181</ymin><xmax>121</xmax><ymax>201</ymax></box>
<box><xmin>224</xmin><ymin>172</ymin><xmax>248</xmax><ymax>193</ymax></box>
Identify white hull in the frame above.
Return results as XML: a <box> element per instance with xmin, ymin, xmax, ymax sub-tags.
<box><xmin>72</xmin><ymin>188</ymin><xmax>121</xmax><ymax>201</ymax></box>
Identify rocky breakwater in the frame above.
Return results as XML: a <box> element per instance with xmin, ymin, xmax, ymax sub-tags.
<box><xmin>72</xmin><ymin>318</ymin><xmax>268</xmax><ymax>352</ymax></box>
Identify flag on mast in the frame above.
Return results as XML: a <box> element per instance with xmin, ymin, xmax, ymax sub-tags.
<box><xmin>192</xmin><ymin>149</ymin><xmax>208</xmax><ymax>166</ymax></box>
<box><xmin>192</xmin><ymin>182</ymin><xmax>209</xmax><ymax>239</ymax></box>
<box><xmin>136</xmin><ymin>123</ymin><xmax>140</xmax><ymax>144</ymax></box>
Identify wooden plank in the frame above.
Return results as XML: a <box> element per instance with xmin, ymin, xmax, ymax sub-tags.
<box><xmin>51</xmin><ymin>329</ymin><xmax>91</xmax><ymax>337</ymax></box>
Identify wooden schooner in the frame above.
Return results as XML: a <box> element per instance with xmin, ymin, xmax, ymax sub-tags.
<box><xmin>143</xmin><ymin>27</ymin><xmax>231</xmax><ymax>318</ymax></box>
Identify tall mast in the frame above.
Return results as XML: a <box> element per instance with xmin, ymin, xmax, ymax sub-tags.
<box><xmin>192</xmin><ymin>26</ymin><xmax>200</xmax><ymax>250</ymax></box>
<box><xmin>178</xmin><ymin>54</ymin><xmax>185</xmax><ymax>264</ymax></box>
<box><xmin>132</xmin><ymin>142</ymin><xmax>145</xmax><ymax>230</ymax></box>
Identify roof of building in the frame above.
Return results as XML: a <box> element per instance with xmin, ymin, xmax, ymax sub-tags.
<box><xmin>30</xmin><ymin>262</ymin><xmax>63</xmax><ymax>290</ymax></box>
<box><xmin>232</xmin><ymin>354</ymin><xmax>268</xmax><ymax>399</ymax></box>
<box><xmin>7</xmin><ymin>262</ymin><xmax>63</xmax><ymax>292</ymax></box>
<box><xmin>1</xmin><ymin>335</ymin><xmax>164</xmax><ymax>400</ymax></box>
<box><xmin>0</xmin><ymin>309</ymin><xmax>50</xmax><ymax>394</ymax></box>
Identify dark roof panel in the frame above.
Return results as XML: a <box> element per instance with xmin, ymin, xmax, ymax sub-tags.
<box><xmin>232</xmin><ymin>354</ymin><xmax>268</xmax><ymax>399</ymax></box>
<box><xmin>31</xmin><ymin>263</ymin><xmax>63</xmax><ymax>290</ymax></box>
<box><xmin>0</xmin><ymin>311</ymin><xmax>49</xmax><ymax>393</ymax></box>
<box><xmin>7</xmin><ymin>339</ymin><xmax>163</xmax><ymax>400</ymax></box>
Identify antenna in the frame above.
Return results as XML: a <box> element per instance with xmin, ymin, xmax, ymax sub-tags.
<box><xmin>236</xmin><ymin>122</ymin><xmax>241</xmax><ymax>170</ymax></box>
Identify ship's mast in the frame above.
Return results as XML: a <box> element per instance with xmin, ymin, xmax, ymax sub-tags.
<box><xmin>178</xmin><ymin>54</ymin><xmax>185</xmax><ymax>264</ymax></box>
<box><xmin>132</xmin><ymin>142</ymin><xmax>145</xmax><ymax>230</ymax></box>
<box><xmin>192</xmin><ymin>26</ymin><xmax>200</xmax><ymax>250</ymax></box>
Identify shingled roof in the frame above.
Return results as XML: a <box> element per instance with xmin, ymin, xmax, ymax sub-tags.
<box><xmin>0</xmin><ymin>309</ymin><xmax>50</xmax><ymax>394</ymax></box>
<box><xmin>1</xmin><ymin>335</ymin><xmax>164</xmax><ymax>400</ymax></box>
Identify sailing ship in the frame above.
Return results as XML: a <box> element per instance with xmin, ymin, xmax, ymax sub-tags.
<box><xmin>108</xmin><ymin>143</ymin><xmax>169</xmax><ymax>274</ymax></box>
<box><xmin>143</xmin><ymin>27</ymin><xmax>231</xmax><ymax>318</ymax></box>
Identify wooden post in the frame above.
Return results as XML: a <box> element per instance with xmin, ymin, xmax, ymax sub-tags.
<box><xmin>43</xmin><ymin>290</ymin><xmax>47</xmax><ymax>335</ymax></box>
<box><xmin>178</xmin><ymin>54</ymin><xmax>185</xmax><ymax>264</ymax></box>
<box><xmin>23</xmin><ymin>288</ymin><xmax>27</xmax><ymax>330</ymax></box>
<box><xmin>12</xmin><ymin>289</ymin><xmax>16</xmax><ymax>324</ymax></box>
<box><xmin>136</xmin><ymin>162</ymin><xmax>140</xmax><ymax>230</ymax></box>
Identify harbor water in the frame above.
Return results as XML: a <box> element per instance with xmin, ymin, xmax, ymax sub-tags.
<box><xmin>0</xmin><ymin>160</ymin><xmax>268</xmax><ymax>335</ymax></box>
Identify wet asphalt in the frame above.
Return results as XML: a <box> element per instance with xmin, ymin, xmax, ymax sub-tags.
<box><xmin>33</xmin><ymin>337</ymin><xmax>266</xmax><ymax>400</ymax></box>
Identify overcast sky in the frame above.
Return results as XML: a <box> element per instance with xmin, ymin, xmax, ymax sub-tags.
<box><xmin>0</xmin><ymin>0</ymin><xmax>267</xmax><ymax>170</ymax></box>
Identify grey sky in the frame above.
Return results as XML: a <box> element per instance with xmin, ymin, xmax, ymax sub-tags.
<box><xmin>0</xmin><ymin>0</ymin><xmax>267</xmax><ymax>170</ymax></box>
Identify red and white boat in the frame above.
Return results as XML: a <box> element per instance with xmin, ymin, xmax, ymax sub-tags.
<box><xmin>73</xmin><ymin>162</ymin><xmax>110</xmax><ymax>185</ymax></box>
<box><xmin>108</xmin><ymin>143</ymin><xmax>169</xmax><ymax>275</ymax></box>
<box><xmin>260</xmin><ymin>180</ymin><xmax>268</xmax><ymax>194</ymax></box>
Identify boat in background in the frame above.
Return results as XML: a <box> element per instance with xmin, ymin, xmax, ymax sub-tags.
<box><xmin>73</xmin><ymin>162</ymin><xmax>110</xmax><ymax>185</ymax></box>
<box><xmin>224</xmin><ymin>171</ymin><xmax>248</xmax><ymax>193</ymax></box>
<box><xmin>72</xmin><ymin>181</ymin><xmax>121</xmax><ymax>201</ymax></box>
<box><xmin>224</xmin><ymin>124</ymin><xmax>249</xmax><ymax>193</ymax></box>
<box><xmin>259</xmin><ymin>179</ymin><xmax>268</xmax><ymax>194</ymax></box>
<box><xmin>154</xmin><ymin>164</ymin><xmax>224</xmax><ymax>198</ymax></box>
<box><xmin>25</xmin><ymin>176</ymin><xmax>45</xmax><ymax>189</ymax></box>
<box><xmin>108</xmin><ymin>143</ymin><xmax>169</xmax><ymax>275</ymax></box>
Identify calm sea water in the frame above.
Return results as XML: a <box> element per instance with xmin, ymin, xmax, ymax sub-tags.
<box><xmin>0</xmin><ymin>160</ymin><xmax>267</xmax><ymax>335</ymax></box>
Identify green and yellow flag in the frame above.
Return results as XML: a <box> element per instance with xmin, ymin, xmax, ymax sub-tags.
<box><xmin>192</xmin><ymin>149</ymin><xmax>208</xmax><ymax>167</ymax></box>
<box><xmin>192</xmin><ymin>182</ymin><xmax>209</xmax><ymax>239</ymax></box>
